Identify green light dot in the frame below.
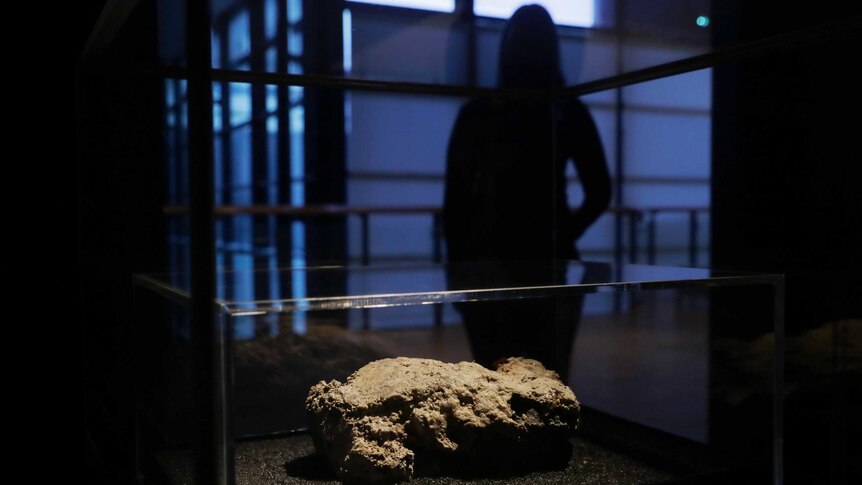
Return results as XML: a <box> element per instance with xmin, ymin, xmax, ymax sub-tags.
<box><xmin>696</xmin><ymin>16</ymin><xmax>710</xmax><ymax>27</ymax></box>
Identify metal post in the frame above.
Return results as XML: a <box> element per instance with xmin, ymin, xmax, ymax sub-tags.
<box><xmin>359</xmin><ymin>211</ymin><xmax>371</xmax><ymax>329</ymax></box>
<box><xmin>647</xmin><ymin>210</ymin><xmax>656</xmax><ymax>265</ymax></box>
<box><xmin>360</xmin><ymin>213</ymin><xmax>370</xmax><ymax>265</ymax></box>
<box><xmin>432</xmin><ymin>212</ymin><xmax>442</xmax><ymax>264</ymax></box>
<box><xmin>432</xmin><ymin>211</ymin><xmax>443</xmax><ymax>326</ymax></box>
<box><xmin>188</xmin><ymin>0</ymin><xmax>231</xmax><ymax>484</ymax></box>
<box><xmin>612</xmin><ymin>1</ymin><xmax>626</xmax><ymax>270</ymax></box>
<box><xmin>628</xmin><ymin>210</ymin><xmax>638</xmax><ymax>263</ymax></box>
<box><xmin>462</xmin><ymin>0</ymin><xmax>476</xmax><ymax>86</ymax></box>
<box><xmin>250</xmin><ymin>0</ymin><xmax>270</xmax><ymax>298</ymax></box>
<box><xmin>276</xmin><ymin>0</ymin><xmax>292</xmax><ymax>298</ymax></box>
<box><xmin>689</xmin><ymin>209</ymin><xmax>698</xmax><ymax>267</ymax></box>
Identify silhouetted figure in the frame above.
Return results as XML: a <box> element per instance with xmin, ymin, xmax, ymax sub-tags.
<box><xmin>444</xmin><ymin>5</ymin><xmax>611</xmax><ymax>380</ymax></box>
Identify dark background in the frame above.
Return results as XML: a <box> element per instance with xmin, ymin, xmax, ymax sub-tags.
<box><xmin>710</xmin><ymin>3</ymin><xmax>861</xmax><ymax>483</ymax></box>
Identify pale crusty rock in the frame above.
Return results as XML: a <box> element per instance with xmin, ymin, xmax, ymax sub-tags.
<box><xmin>306</xmin><ymin>357</ymin><xmax>580</xmax><ymax>484</ymax></box>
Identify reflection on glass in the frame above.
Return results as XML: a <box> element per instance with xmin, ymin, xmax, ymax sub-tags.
<box><xmin>137</xmin><ymin>261</ymin><xmax>774</xmax><ymax>310</ymax></box>
<box><xmin>160</xmin><ymin>1</ymin><xmax>715</xmax><ymax>339</ymax></box>
<box><xmin>287</xmin><ymin>29</ymin><xmax>303</xmax><ymax>56</ymax></box>
<box><xmin>165</xmin><ymin>78</ymin><xmax>175</xmax><ymax>105</ymax></box>
<box><xmin>266</xmin><ymin>84</ymin><xmax>278</xmax><ymax>113</ymax></box>
<box><xmin>228</xmin><ymin>10</ymin><xmax>251</xmax><ymax>62</ymax></box>
<box><xmin>211</xmin><ymin>29</ymin><xmax>221</xmax><ymax>68</ymax></box>
<box><xmin>229</xmin><ymin>83</ymin><xmax>252</xmax><ymax>126</ymax></box>
<box><xmin>343</xmin><ymin>9</ymin><xmax>352</xmax><ymax>74</ymax></box>
<box><xmin>265</xmin><ymin>0</ymin><xmax>278</xmax><ymax>38</ymax></box>
<box><xmin>266</xmin><ymin>47</ymin><xmax>277</xmax><ymax>72</ymax></box>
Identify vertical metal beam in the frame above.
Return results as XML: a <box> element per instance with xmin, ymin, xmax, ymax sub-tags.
<box><xmin>360</xmin><ymin>213</ymin><xmax>370</xmax><ymax>265</ymax></box>
<box><xmin>250</xmin><ymin>0</ymin><xmax>270</xmax><ymax>297</ymax></box>
<box><xmin>187</xmin><ymin>1</ymin><xmax>230</xmax><ymax>484</ymax></box>
<box><xmin>276</xmin><ymin>0</ymin><xmax>293</xmax><ymax>296</ymax></box>
<box><xmin>462</xmin><ymin>0</ymin><xmax>476</xmax><ymax>86</ymax></box>
<box><xmin>647</xmin><ymin>210</ymin><xmax>656</xmax><ymax>265</ymax></box>
<box><xmin>432</xmin><ymin>212</ymin><xmax>442</xmax><ymax>264</ymax></box>
<box><xmin>432</xmin><ymin>211</ymin><xmax>443</xmax><ymax>327</ymax></box>
<box><xmin>611</xmin><ymin>3</ymin><xmax>626</xmax><ymax>313</ymax></box>
<box><xmin>689</xmin><ymin>209</ymin><xmax>698</xmax><ymax>267</ymax></box>
<box><xmin>612</xmin><ymin>1</ymin><xmax>626</xmax><ymax>269</ymax></box>
<box><xmin>218</xmin><ymin>16</ymin><xmax>236</xmax><ymax>307</ymax></box>
<box><xmin>303</xmin><ymin>0</ymin><xmax>348</xmax><ymax>265</ymax></box>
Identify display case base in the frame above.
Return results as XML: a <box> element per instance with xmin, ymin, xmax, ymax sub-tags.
<box><xmin>158</xmin><ymin>432</ymin><xmax>690</xmax><ymax>484</ymax></box>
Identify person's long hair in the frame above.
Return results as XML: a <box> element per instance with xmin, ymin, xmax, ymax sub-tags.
<box><xmin>497</xmin><ymin>5</ymin><xmax>564</xmax><ymax>89</ymax></box>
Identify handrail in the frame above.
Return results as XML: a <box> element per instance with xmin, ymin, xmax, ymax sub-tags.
<box><xmin>645</xmin><ymin>207</ymin><xmax>710</xmax><ymax>266</ymax></box>
<box><xmin>163</xmin><ymin>204</ymin><xmax>645</xmax><ymax>217</ymax></box>
<box><xmin>163</xmin><ymin>204</ymin><xmax>709</xmax><ymax>267</ymax></box>
<box><xmin>164</xmin><ymin>204</ymin><xmax>441</xmax><ymax>216</ymax></box>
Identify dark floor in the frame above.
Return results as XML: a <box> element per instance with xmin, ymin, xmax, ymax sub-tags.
<box><xmin>158</xmin><ymin>433</ymin><xmax>681</xmax><ymax>485</ymax></box>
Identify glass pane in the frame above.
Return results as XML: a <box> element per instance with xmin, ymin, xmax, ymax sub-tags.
<box><xmin>135</xmin><ymin>261</ymin><xmax>778</xmax><ymax>311</ymax></box>
<box><xmin>151</xmin><ymin>0</ymin><xmax>855</xmax><ymax>91</ymax></box>
<box><xmin>134</xmin><ymin>269</ymin><xmax>782</xmax><ymax>483</ymax></box>
<box><xmin>227</xmin><ymin>9</ymin><xmax>251</xmax><ymax>63</ymax></box>
<box><xmin>229</xmin><ymin>82</ymin><xmax>252</xmax><ymax>126</ymax></box>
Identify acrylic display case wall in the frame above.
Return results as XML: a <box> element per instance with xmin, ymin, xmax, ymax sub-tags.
<box><xmin>133</xmin><ymin>262</ymin><xmax>784</xmax><ymax>484</ymax></box>
<box><xmin>80</xmin><ymin>2</ymin><xmax>862</xmax><ymax>485</ymax></box>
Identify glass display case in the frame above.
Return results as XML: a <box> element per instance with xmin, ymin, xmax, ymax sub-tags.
<box><xmin>79</xmin><ymin>2</ymin><xmax>862</xmax><ymax>484</ymax></box>
<box><xmin>133</xmin><ymin>261</ymin><xmax>783</xmax><ymax>484</ymax></box>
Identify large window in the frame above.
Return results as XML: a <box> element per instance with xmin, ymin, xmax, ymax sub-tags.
<box><xmin>343</xmin><ymin>0</ymin><xmax>711</xmax><ymax>267</ymax></box>
<box><xmin>348</xmin><ymin>0</ymin><xmax>455</xmax><ymax>12</ymax></box>
<box><xmin>160</xmin><ymin>0</ymin><xmax>714</xmax><ymax>329</ymax></box>
<box><xmin>162</xmin><ymin>0</ymin><xmax>308</xmax><ymax>335</ymax></box>
<box><xmin>475</xmin><ymin>0</ymin><xmax>595</xmax><ymax>27</ymax></box>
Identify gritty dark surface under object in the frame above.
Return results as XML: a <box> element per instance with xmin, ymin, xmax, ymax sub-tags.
<box><xmin>158</xmin><ymin>433</ymin><xmax>680</xmax><ymax>484</ymax></box>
